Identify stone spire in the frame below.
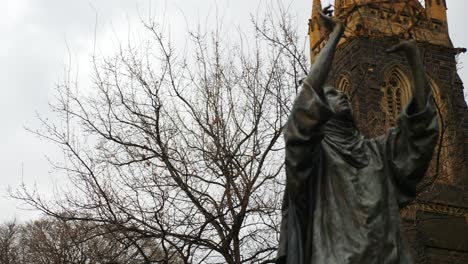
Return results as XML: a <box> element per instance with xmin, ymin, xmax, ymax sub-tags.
<box><xmin>334</xmin><ymin>0</ymin><xmax>343</xmax><ymax>14</ymax></box>
<box><xmin>309</xmin><ymin>0</ymin><xmax>324</xmax><ymax>61</ymax></box>
<box><xmin>425</xmin><ymin>0</ymin><xmax>448</xmax><ymax>31</ymax></box>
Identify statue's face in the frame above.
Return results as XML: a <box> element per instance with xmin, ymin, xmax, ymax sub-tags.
<box><xmin>324</xmin><ymin>86</ymin><xmax>352</xmax><ymax>118</ymax></box>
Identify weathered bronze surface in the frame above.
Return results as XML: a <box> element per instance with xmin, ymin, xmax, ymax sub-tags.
<box><xmin>276</xmin><ymin>7</ymin><xmax>439</xmax><ymax>264</ymax></box>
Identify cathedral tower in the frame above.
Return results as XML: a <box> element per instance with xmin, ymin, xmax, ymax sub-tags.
<box><xmin>309</xmin><ymin>0</ymin><xmax>468</xmax><ymax>262</ymax></box>
<box><xmin>425</xmin><ymin>0</ymin><xmax>448</xmax><ymax>27</ymax></box>
<box><xmin>309</xmin><ymin>0</ymin><xmax>326</xmax><ymax>62</ymax></box>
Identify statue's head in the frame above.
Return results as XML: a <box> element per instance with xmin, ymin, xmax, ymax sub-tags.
<box><xmin>324</xmin><ymin>86</ymin><xmax>353</xmax><ymax>120</ymax></box>
<box><xmin>322</xmin><ymin>86</ymin><xmax>366</xmax><ymax>167</ymax></box>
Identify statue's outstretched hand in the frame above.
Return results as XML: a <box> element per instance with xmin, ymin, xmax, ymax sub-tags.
<box><xmin>386</xmin><ymin>39</ymin><xmax>417</xmax><ymax>54</ymax></box>
<box><xmin>318</xmin><ymin>5</ymin><xmax>342</xmax><ymax>32</ymax></box>
<box><xmin>387</xmin><ymin>39</ymin><xmax>429</xmax><ymax>112</ymax></box>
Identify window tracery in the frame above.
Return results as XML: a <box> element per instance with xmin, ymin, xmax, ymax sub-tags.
<box><xmin>337</xmin><ymin>75</ymin><xmax>352</xmax><ymax>99</ymax></box>
<box><xmin>381</xmin><ymin>67</ymin><xmax>411</xmax><ymax>126</ymax></box>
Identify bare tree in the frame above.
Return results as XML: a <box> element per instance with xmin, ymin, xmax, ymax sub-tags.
<box><xmin>0</xmin><ymin>217</ymin><xmax>175</xmax><ymax>264</ymax></box>
<box><xmin>14</xmin><ymin>4</ymin><xmax>308</xmax><ymax>264</ymax></box>
<box><xmin>0</xmin><ymin>221</ymin><xmax>21</xmax><ymax>264</ymax></box>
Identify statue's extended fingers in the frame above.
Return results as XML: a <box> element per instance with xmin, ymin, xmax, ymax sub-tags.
<box><xmin>323</xmin><ymin>5</ymin><xmax>333</xmax><ymax>16</ymax></box>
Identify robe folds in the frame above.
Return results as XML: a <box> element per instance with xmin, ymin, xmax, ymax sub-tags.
<box><xmin>276</xmin><ymin>82</ymin><xmax>439</xmax><ymax>264</ymax></box>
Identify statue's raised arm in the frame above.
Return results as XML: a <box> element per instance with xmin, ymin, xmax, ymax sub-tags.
<box><xmin>304</xmin><ymin>6</ymin><xmax>345</xmax><ymax>99</ymax></box>
<box><xmin>380</xmin><ymin>39</ymin><xmax>439</xmax><ymax>206</ymax></box>
<box><xmin>386</xmin><ymin>39</ymin><xmax>431</xmax><ymax>112</ymax></box>
<box><xmin>282</xmin><ymin>6</ymin><xmax>345</xmax><ymax>201</ymax></box>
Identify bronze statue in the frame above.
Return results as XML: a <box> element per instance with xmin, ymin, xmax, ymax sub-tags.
<box><xmin>276</xmin><ymin>7</ymin><xmax>439</xmax><ymax>264</ymax></box>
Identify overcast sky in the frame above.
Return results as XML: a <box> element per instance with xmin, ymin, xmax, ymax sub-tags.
<box><xmin>1</xmin><ymin>0</ymin><xmax>467</xmax><ymax>222</ymax></box>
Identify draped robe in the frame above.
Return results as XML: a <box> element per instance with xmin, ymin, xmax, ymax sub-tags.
<box><xmin>276</xmin><ymin>82</ymin><xmax>439</xmax><ymax>264</ymax></box>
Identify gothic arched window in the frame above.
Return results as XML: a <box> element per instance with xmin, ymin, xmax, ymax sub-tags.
<box><xmin>381</xmin><ymin>67</ymin><xmax>411</xmax><ymax>126</ymax></box>
<box><xmin>337</xmin><ymin>75</ymin><xmax>352</xmax><ymax>99</ymax></box>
